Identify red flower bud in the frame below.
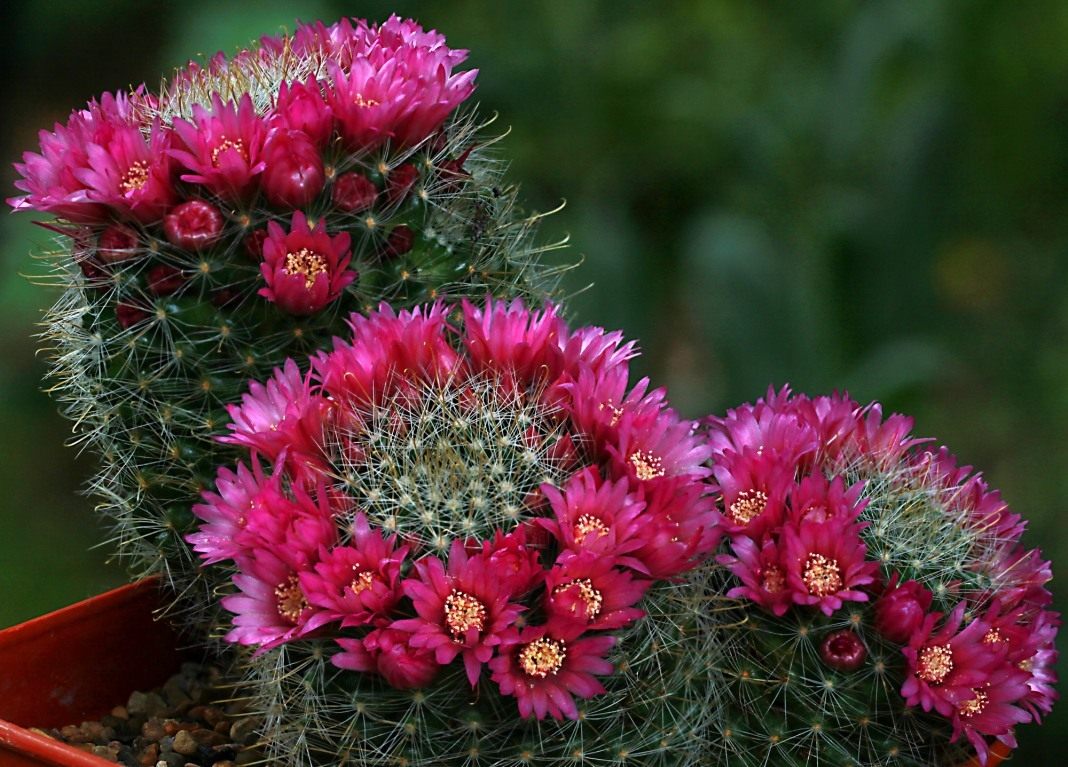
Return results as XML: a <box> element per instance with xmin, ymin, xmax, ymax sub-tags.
<box><xmin>820</xmin><ymin>629</ymin><xmax>867</xmax><ymax>672</ymax></box>
<box><xmin>115</xmin><ymin>302</ymin><xmax>150</xmax><ymax>329</ymax></box>
<box><xmin>274</xmin><ymin>79</ymin><xmax>334</xmax><ymax>147</ymax></box>
<box><xmin>97</xmin><ymin>224</ymin><xmax>140</xmax><ymax>264</ymax></box>
<box><xmin>874</xmin><ymin>576</ymin><xmax>933</xmax><ymax>644</ymax></box>
<box><xmin>384</xmin><ymin>225</ymin><xmax>415</xmax><ymax>259</ymax></box>
<box><xmin>387</xmin><ymin>163</ymin><xmax>420</xmax><ymax>205</ymax></box>
<box><xmin>262</xmin><ymin>129</ymin><xmax>325</xmax><ymax>209</ymax></box>
<box><xmin>147</xmin><ymin>264</ymin><xmax>185</xmax><ymax>296</ymax></box>
<box><xmin>163</xmin><ymin>199</ymin><xmax>223</xmax><ymax>251</ymax></box>
<box><xmin>332</xmin><ymin>172</ymin><xmax>378</xmax><ymax>212</ymax></box>
<box><xmin>244</xmin><ymin>228</ymin><xmax>268</xmax><ymax>259</ymax></box>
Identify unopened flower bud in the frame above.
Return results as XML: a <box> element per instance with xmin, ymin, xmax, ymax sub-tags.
<box><xmin>147</xmin><ymin>264</ymin><xmax>185</xmax><ymax>296</ymax></box>
<box><xmin>384</xmin><ymin>225</ymin><xmax>415</xmax><ymax>259</ymax></box>
<box><xmin>820</xmin><ymin>629</ymin><xmax>867</xmax><ymax>672</ymax></box>
<box><xmin>387</xmin><ymin>163</ymin><xmax>419</xmax><ymax>205</ymax></box>
<box><xmin>262</xmin><ymin>129</ymin><xmax>325</xmax><ymax>209</ymax></box>
<box><xmin>332</xmin><ymin>172</ymin><xmax>378</xmax><ymax>212</ymax></box>
<box><xmin>115</xmin><ymin>302</ymin><xmax>149</xmax><ymax>329</ymax></box>
<box><xmin>97</xmin><ymin>224</ymin><xmax>140</xmax><ymax>264</ymax></box>
<box><xmin>874</xmin><ymin>577</ymin><xmax>933</xmax><ymax>644</ymax></box>
<box><xmin>163</xmin><ymin>199</ymin><xmax>223</xmax><ymax>251</ymax></box>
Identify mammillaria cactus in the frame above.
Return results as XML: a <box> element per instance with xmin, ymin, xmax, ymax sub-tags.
<box><xmin>190</xmin><ymin>298</ymin><xmax>721</xmax><ymax>765</ymax></box>
<box><xmin>10</xmin><ymin>16</ymin><xmax>565</xmax><ymax>631</ymax></box>
<box><xmin>694</xmin><ymin>387</ymin><xmax>1058</xmax><ymax>766</ymax></box>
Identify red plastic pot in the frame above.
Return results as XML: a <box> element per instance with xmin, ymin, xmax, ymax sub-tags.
<box><xmin>0</xmin><ymin>579</ymin><xmax>187</xmax><ymax>766</ymax></box>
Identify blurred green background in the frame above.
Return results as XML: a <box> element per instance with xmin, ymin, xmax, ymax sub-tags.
<box><xmin>2</xmin><ymin>0</ymin><xmax>1066</xmax><ymax>758</ymax></box>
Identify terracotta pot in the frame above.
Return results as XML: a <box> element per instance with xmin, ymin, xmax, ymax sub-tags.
<box><xmin>0</xmin><ymin>579</ymin><xmax>186</xmax><ymax>766</ymax></box>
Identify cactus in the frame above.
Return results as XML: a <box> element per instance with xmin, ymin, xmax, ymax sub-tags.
<box><xmin>188</xmin><ymin>299</ymin><xmax>720</xmax><ymax>766</ymax></box>
<box><xmin>13</xmin><ymin>17</ymin><xmax>568</xmax><ymax>636</ymax></box>
<box><xmin>693</xmin><ymin>387</ymin><xmax>1058</xmax><ymax>766</ymax></box>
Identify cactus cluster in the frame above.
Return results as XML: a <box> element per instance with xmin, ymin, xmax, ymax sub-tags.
<box><xmin>15</xmin><ymin>17</ymin><xmax>565</xmax><ymax>633</ymax></box>
<box><xmin>190</xmin><ymin>299</ymin><xmax>719</xmax><ymax>766</ymax></box>
<box><xmin>693</xmin><ymin>387</ymin><xmax>1058</xmax><ymax>766</ymax></box>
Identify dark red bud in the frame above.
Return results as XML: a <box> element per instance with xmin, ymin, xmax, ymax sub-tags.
<box><xmin>384</xmin><ymin>225</ymin><xmax>415</xmax><ymax>259</ymax></box>
<box><xmin>163</xmin><ymin>199</ymin><xmax>223</xmax><ymax>251</ymax></box>
<box><xmin>820</xmin><ymin>629</ymin><xmax>868</xmax><ymax>672</ymax></box>
<box><xmin>147</xmin><ymin>264</ymin><xmax>185</xmax><ymax>296</ymax></box>
<box><xmin>211</xmin><ymin>288</ymin><xmax>240</xmax><ymax>309</ymax></box>
<box><xmin>115</xmin><ymin>302</ymin><xmax>150</xmax><ymax>329</ymax></box>
<box><xmin>244</xmin><ymin>228</ymin><xmax>268</xmax><ymax>260</ymax></box>
<box><xmin>387</xmin><ymin>163</ymin><xmax>420</xmax><ymax>204</ymax></box>
<box><xmin>97</xmin><ymin>224</ymin><xmax>140</xmax><ymax>263</ymax></box>
<box><xmin>332</xmin><ymin>172</ymin><xmax>378</xmax><ymax>212</ymax></box>
<box><xmin>874</xmin><ymin>577</ymin><xmax>933</xmax><ymax>644</ymax></box>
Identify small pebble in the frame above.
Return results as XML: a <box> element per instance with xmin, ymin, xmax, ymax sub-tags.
<box><xmin>172</xmin><ymin>730</ymin><xmax>197</xmax><ymax>757</ymax></box>
<box><xmin>111</xmin><ymin>706</ymin><xmax>129</xmax><ymax>720</ymax></box>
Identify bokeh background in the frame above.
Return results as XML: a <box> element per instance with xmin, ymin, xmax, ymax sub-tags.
<box><xmin>2</xmin><ymin>0</ymin><xmax>1067</xmax><ymax>758</ymax></box>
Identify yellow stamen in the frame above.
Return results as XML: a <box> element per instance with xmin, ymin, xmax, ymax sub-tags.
<box><xmin>519</xmin><ymin>638</ymin><xmax>567</xmax><ymax>678</ymax></box>
<box><xmin>917</xmin><ymin>644</ymin><xmax>954</xmax><ymax>684</ymax></box>
<box><xmin>729</xmin><ymin>489</ymin><xmax>767</xmax><ymax>525</ymax></box>
<box><xmin>284</xmin><ymin>248</ymin><xmax>328</xmax><ymax>289</ymax></box>
<box><xmin>211</xmin><ymin>137</ymin><xmax>248</xmax><ymax>166</ymax></box>
<box><xmin>444</xmin><ymin>590</ymin><xmax>486</xmax><ymax>641</ymax></box>
<box><xmin>630</xmin><ymin>450</ymin><xmax>665</xmax><ymax>481</ymax></box>
<box><xmin>274</xmin><ymin>575</ymin><xmax>308</xmax><ymax>624</ymax></box>
<box><xmin>554</xmin><ymin>578</ymin><xmax>603</xmax><ymax>620</ymax></box>
<box><xmin>120</xmin><ymin>161</ymin><xmax>149</xmax><ymax>192</ymax></box>
<box><xmin>802</xmin><ymin>553</ymin><xmax>842</xmax><ymax>596</ymax></box>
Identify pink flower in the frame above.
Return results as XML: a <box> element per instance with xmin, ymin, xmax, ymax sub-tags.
<box><xmin>170</xmin><ymin>93</ymin><xmax>267</xmax><ymax>202</ymax></box>
<box><xmin>625</xmin><ymin>477</ymin><xmax>718</xmax><ymax>578</ymax></box>
<box><xmin>220</xmin><ymin>358</ymin><xmax>332</xmax><ymax>476</ymax></box>
<box><xmin>489</xmin><ymin>624</ymin><xmax>615</xmax><ymax>720</ymax></box>
<box><xmin>901</xmin><ymin>604</ymin><xmax>1004</xmax><ymax>717</ymax></box>
<box><xmin>874</xmin><ymin>574</ymin><xmax>934</xmax><ymax>643</ymax></box>
<box><xmin>76</xmin><ymin>119</ymin><xmax>175</xmax><ymax>223</ymax></box>
<box><xmin>780</xmin><ymin>516</ymin><xmax>878</xmax><ymax>615</ymax></box>
<box><xmin>720</xmin><ymin>534</ymin><xmax>793</xmax><ymax>616</ymax></box>
<box><xmin>713</xmin><ymin>448</ymin><xmax>793</xmax><ymax>540</ymax></box>
<box><xmin>9</xmin><ymin>90</ymin><xmax>144</xmax><ymax>223</ymax></box>
<box><xmin>258</xmin><ymin>211</ymin><xmax>355</xmax><ymax>315</ymax></box>
<box><xmin>187</xmin><ymin>461</ymin><xmax>265</xmax><ymax>565</ymax></box>
<box><xmin>261</xmin><ymin>129</ymin><xmax>325</xmax><ymax>209</ymax></box>
<box><xmin>787</xmin><ymin>474</ymin><xmax>866</xmax><ymax>525</ymax></box>
<box><xmin>163</xmin><ymin>199</ymin><xmax>224</xmax><ymax>251</ymax></box>
<box><xmin>222</xmin><ymin>548</ymin><xmax>329</xmax><ymax>650</ymax></box>
<box><xmin>544</xmin><ymin>552</ymin><xmax>648</xmax><ymax>632</ymax></box>
<box><xmin>480</xmin><ymin>526</ymin><xmax>545</xmax><ymax>596</ymax></box>
<box><xmin>393</xmin><ymin>541</ymin><xmax>525</xmax><ymax>687</ymax></box>
<box><xmin>299</xmin><ymin>513</ymin><xmax>409</xmax><ymax>627</ymax></box>
<box><xmin>538</xmin><ymin>468</ymin><xmax>646</xmax><ymax>563</ymax></box>
<box><xmin>273</xmin><ymin>78</ymin><xmax>334</xmax><ymax>147</ymax></box>
<box><xmin>333</xmin><ymin>628</ymin><xmax>439</xmax><ymax>689</ymax></box>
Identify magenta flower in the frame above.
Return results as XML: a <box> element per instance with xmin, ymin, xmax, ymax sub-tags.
<box><xmin>261</xmin><ymin>129</ymin><xmax>326</xmax><ymax>209</ymax></box>
<box><xmin>901</xmin><ymin>604</ymin><xmax>1003</xmax><ymax>717</ymax></box>
<box><xmin>258</xmin><ymin>211</ymin><xmax>355</xmax><ymax>315</ymax></box>
<box><xmin>333</xmin><ymin>628</ymin><xmax>439</xmax><ymax>689</ymax></box>
<box><xmin>220</xmin><ymin>357</ymin><xmax>333</xmax><ymax>477</ymax></box>
<box><xmin>221</xmin><ymin>548</ymin><xmax>329</xmax><ymax>649</ymax></box>
<box><xmin>273</xmin><ymin>78</ymin><xmax>334</xmax><ymax>147</ymax></box>
<box><xmin>544</xmin><ymin>552</ymin><xmax>648</xmax><ymax>632</ymax></box>
<box><xmin>76</xmin><ymin>119</ymin><xmax>175</xmax><ymax>223</ymax></box>
<box><xmin>539</xmin><ymin>468</ymin><xmax>646</xmax><ymax>563</ymax></box>
<box><xmin>780</xmin><ymin>516</ymin><xmax>878</xmax><ymax>615</ymax></box>
<box><xmin>299</xmin><ymin>513</ymin><xmax>409</xmax><ymax>627</ymax></box>
<box><xmin>874</xmin><ymin>574</ymin><xmax>934</xmax><ymax>643</ymax></box>
<box><xmin>713</xmin><ymin>448</ymin><xmax>794</xmax><ymax>540</ymax></box>
<box><xmin>393</xmin><ymin>540</ymin><xmax>525</xmax><ymax>688</ymax></box>
<box><xmin>489</xmin><ymin>624</ymin><xmax>615</xmax><ymax>720</ymax></box>
<box><xmin>187</xmin><ymin>461</ymin><xmax>265</xmax><ymax>565</ymax></box>
<box><xmin>170</xmin><ymin>93</ymin><xmax>267</xmax><ymax>202</ymax></box>
<box><xmin>720</xmin><ymin>534</ymin><xmax>793</xmax><ymax>616</ymax></box>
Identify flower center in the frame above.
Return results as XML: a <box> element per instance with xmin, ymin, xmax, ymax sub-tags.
<box><xmin>958</xmin><ymin>688</ymin><xmax>989</xmax><ymax>718</ymax></box>
<box><xmin>120</xmin><ymin>161</ymin><xmax>150</xmax><ymax>192</ymax></box>
<box><xmin>274</xmin><ymin>575</ymin><xmax>309</xmax><ymax>624</ymax></box>
<box><xmin>728</xmin><ymin>489</ymin><xmax>768</xmax><ymax>525</ymax></box>
<box><xmin>284</xmin><ymin>248</ymin><xmax>329</xmax><ymax>289</ymax></box>
<box><xmin>917</xmin><ymin>644</ymin><xmax>954</xmax><ymax>684</ymax></box>
<box><xmin>629</xmin><ymin>450</ymin><xmax>665</xmax><ymax>481</ymax></box>
<box><xmin>444</xmin><ymin>589</ymin><xmax>486</xmax><ymax>641</ymax></box>
<box><xmin>982</xmin><ymin>628</ymin><xmax>1005</xmax><ymax>645</ymax></box>
<box><xmin>211</xmin><ymin>137</ymin><xmax>249</xmax><ymax>166</ymax></box>
<box><xmin>519</xmin><ymin>638</ymin><xmax>567</xmax><ymax>678</ymax></box>
<box><xmin>353</xmin><ymin>92</ymin><xmax>381</xmax><ymax>108</ymax></box>
<box><xmin>599</xmin><ymin>400</ymin><xmax>623</xmax><ymax>426</ymax></box>
<box><xmin>350</xmin><ymin>569</ymin><xmax>375</xmax><ymax>596</ymax></box>
<box><xmin>761</xmin><ymin>565</ymin><xmax>786</xmax><ymax>594</ymax></box>
<box><xmin>802</xmin><ymin>553</ymin><xmax>843</xmax><ymax>596</ymax></box>
<box><xmin>573</xmin><ymin>514</ymin><xmax>609</xmax><ymax>543</ymax></box>
<box><xmin>554</xmin><ymin>578</ymin><xmax>604</xmax><ymax>620</ymax></box>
